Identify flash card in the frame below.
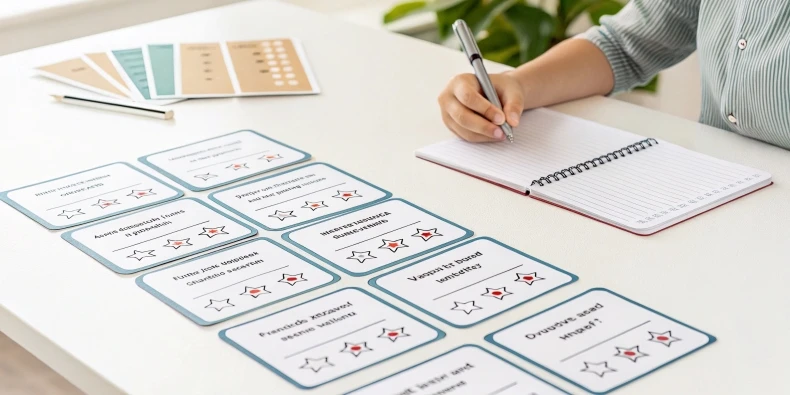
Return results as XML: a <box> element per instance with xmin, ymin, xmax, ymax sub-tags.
<box><xmin>485</xmin><ymin>288</ymin><xmax>715</xmax><ymax>394</ymax></box>
<box><xmin>347</xmin><ymin>345</ymin><xmax>569</xmax><ymax>395</ymax></box>
<box><xmin>139</xmin><ymin>130</ymin><xmax>310</xmax><ymax>191</ymax></box>
<box><xmin>210</xmin><ymin>163</ymin><xmax>391</xmax><ymax>231</ymax></box>
<box><xmin>136</xmin><ymin>238</ymin><xmax>339</xmax><ymax>325</ymax></box>
<box><xmin>370</xmin><ymin>237</ymin><xmax>577</xmax><ymax>328</ymax></box>
<box><xmin>282</xmin><ymin>199</ymin><xmax>472</xmax><ymax>276</ymax></box>
<box><xmin>219</xmin><ymin>287</ymin><xmax>444</xmax><ymax>389</ymax></box>
<box><xmin>62</xmin><ymin>198</ymin><xmax>257</xmax><ymax>274</ymax></box>
<box><xmin>0</xmin><ymin>162</ymin><xmax>182</xmax><ymax>229</ymax></box>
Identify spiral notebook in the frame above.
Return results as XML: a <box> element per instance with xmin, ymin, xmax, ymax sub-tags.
<box><xmin>416</xmin><ymin>108</ymin><xmax>773</xmax><ymax>235</ymax></box>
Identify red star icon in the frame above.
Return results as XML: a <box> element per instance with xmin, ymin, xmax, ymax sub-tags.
<box><xmin>340</xmin><ymin>342</ymin><xmax>373</xmax><ymax>357</ymax></box>
<box><xmin>332</xmin><ymin>190</ymin><xmax>362</xmax><ymax>201</ymax></box>
<box><xmin>377</xmin><ymin>327</ymin><xmax>410</xmax><ymax>342</ymax></box>
<box><xmin>199</xmin><ymin>226</ymin><xmax>229</xmax><ymax>238</ymax></box>
<box><xmin>260</xmin><ymin>153</ymin><xmax>283</xmax><ymax>162</ymax></box>
<box><xmin>240</xmin><ymin>286</ymin><xmax>270</xmax><ymax>298</ymax></box>
<box><xmin>128</xmin><ymin>189</ymin><xmax>156</xmax><ymax>199</ymax></box>
<box><xmin>92</xmin><ymin>199</ymin><xmax>120</xmax><ymax>209</ymax></box>
<box><xmin>226</xmin><ymin>163</ymin><xmax>249</xmax><ymax>170</ymax></box>
<box><xmin>163</xmin><ymin>238</ymin><xmax>192</xmax><ymax>249</ymax></box>
<box><xmin>515</xmin><ymin>272</ymin><xmax>544</xmax><ymax>285</ymax></box>
<box><xmin>411</xmin><ymin>228</ymin><xmax>442</xmax><ymax>241</ymax></box>
<box><xmin>481</xmin><ymin>287</ymin><xmax>512</xmax><ymax>300</ymax></box>
<box><xmin>301</xmin><ymin>201</ymin><xmax>328</xmax><ymax>211</ymax></box>
<box><xmin>379</xmin><ymin>239</ymin><xmax>408</xmax><ymax>252</ymax></box>
<box><xmin>648</xmin><ymin>331</ymin><xmax>681</xmax><ymax>347</ymax></box>
<box><xmin>614</xmin><ymin>345</ymin><xmax>649</xmax><ymax>362</ymax></box>
<box><xmin>278</xmin><ymin>273</ymin><xmax>307</xmax><ymax>286</ymax></box>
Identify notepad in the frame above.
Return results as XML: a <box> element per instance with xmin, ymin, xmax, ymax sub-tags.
<box><xmin>416</xmin><ymin>108</ymin><xmax>772</xmax><ymax>235</ymax></box>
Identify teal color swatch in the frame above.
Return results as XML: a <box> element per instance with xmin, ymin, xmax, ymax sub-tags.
<box><xmin>112</xmin><ymin>48</ymin><xmax>151</xmax><ymax>99</ymax></box>
<box><xmin>147</xmin><ymin>44</ymin><xmax>175</xmax><ymax>96</ymax></box>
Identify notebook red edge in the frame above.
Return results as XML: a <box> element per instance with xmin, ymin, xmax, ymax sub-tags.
<box><xmin>418</xmin><ymin>156</ymin><xmax>773</xmax><ymax>236</ymax></box>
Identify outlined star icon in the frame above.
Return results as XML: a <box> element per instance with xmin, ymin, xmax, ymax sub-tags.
<box><xmin>127</xmin><ymin>249</ymin><xmax>156</xmax><ymax>261</ymax></box>
<box><xmin>379</xmin><ymin>239</ymin><xmax>408</xmax><ymax>252</ymax></box>
<box><xmin>299</xmin><ymin>357</ymin><xmax>333</xmax><ymax>373</ymax></box>
<box><xmin>226</xmin><ymin>163</ymin><xmax>249</xmax><ymax>170</ymax></box>
<box><xmin>378</xmin><ymin>327</ymin><xmax>410</xmax><ymax>342</ymax></box>
<box><xmin>204</xmin><ymin>299</ymin><xmax>234</xmax><ymax>311</ymax></box>
<box><xmin>614</xmin><ymin>345</ymin><xmax>649</xmax><ymax>362</ymax></box>
<box><xmin>581</xmin><ymin>361</ymin><xmax>616</xmax><ymax>377</ymax></box>
<box><xmin>301</xmin><ymin>201</ymin><xmax>328</xmax><ymax>211</ymax></box>
<box><xmin>259</xmin><ymin>153</ymin><xmax>283</xmax><ymax>162</ymax></box>
<box><xmin>92</xmin><ymin>199</ymin><xmax>119</xmax><ymax>209</ymax></box>
<box><xmin>278</xmin><ymin>273</ymin><xmax>307</xmax><ymax>286</ymax></box>
<box><xmin>128</xmin><ymin>189</ymin><xmax>156</xmax><ymax>199</ymax></box>
<box><xmin>268</xmin><ymin>210</ymin><xmax>296</xmax><ymax>221</ymax></box>
<box><xmin>515</xmin><ymin>272</ymin><xmax>544</xmax><ymax>285</ymax></box>
<box><xmin>240</xmin><ymin>285</ymin><xmax>270</xmax><ymax>298</ymax></box>
<box><xmin>198</xmin><ymin>226</ymin><xmax>228</xmax><ymax>238</ymax></box>
<box><xmin>412</xmin><ymin>228</ymin><xmax>442</xmax><ymax>241</ymax></box>
<box><xmin>481</xmin><ymin>287</ymin><xmax>512</xmax><ymax>300</ymax></box>
<box><xmin>347</xmin><ymin>251</ymin><xmax>376</xmax><ymax>263</ymax></box>
<box><xmin>340</xmin><ymin>342</ymin><xmax>373</xmax><ymax>357</ymax></box>
<box><xmin>451</xmin><ymin>301</ymin><xmax>483</xmax><ymax>315</ymax></box>
<box><xmin>648</xmin><ymin>331</ymin><xmax>682</xmax><ymax>347</ymax></box>
<box><xmin>163</xmin><ymin>238</ymin><xmax>192</xmax><ymax>249</ymax></box>
<box><xmin>332</xmin><ymin>190</ymin><xmax>362</xmax><ymax>201</ymax></box>
<box><xmin>58</xmin><ymin>208</ymin><xmax>85</xmax><ymax>219</ymax></box>
<box><xmin>194</xmin><ymin>173</ymin><xmax>218</xmax><ymax>181</ymax></box>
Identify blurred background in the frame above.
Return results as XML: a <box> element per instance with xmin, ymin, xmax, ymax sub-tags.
<box><xmin>0</xmin><ymin>0</ymin><xmax>700</xmax><ymax>393</ymax></box>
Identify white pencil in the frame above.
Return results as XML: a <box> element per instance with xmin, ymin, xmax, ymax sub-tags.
<box><xmin>51</xmin><ymin>94</ymin><xmax>174</xmax><ymax>120</ymax></box>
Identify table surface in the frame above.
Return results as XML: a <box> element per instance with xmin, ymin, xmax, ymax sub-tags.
<box><xmin>1</xmin><ymin>1</ymin><xmax>788</xmax><ymax>394</ymax></box>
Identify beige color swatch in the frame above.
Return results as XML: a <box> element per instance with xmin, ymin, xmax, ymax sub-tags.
<box><xmin>227</xmin><ymin>39</ymin><xmax>313</xmax><ymax>93</ymax></box>
<box><xmin>37</xmin><ymin>57</ymin><xmax>129</xmax><ymax>97</ymax></box>
<box><xmin>85</xmin><ymin>52</ymin><xmax>126</xmax><ymax>88</ymax></box>
<box><xmin>180</xmin><ymin>43</ymin><xmax>234</xmax><ymax>95</ymax></box>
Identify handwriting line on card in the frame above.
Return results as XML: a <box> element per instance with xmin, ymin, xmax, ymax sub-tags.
<box><xmin>191</xmin><ymin>265</ymin><xmax>290</xmax><ymax>299</ymax></box>
<box><xmin>185</xmin><ymin>150</ymin><xmax>270</xmax><ymax>172</ymax></box>
<box><xmin>45</xmin><ymin>183</ymin><xmax>142</xmax><ymax>211</ymax></box>
<box><xmin>558</xmin><ymin>320</ymin><xmax>651</xmax><ymax>363</ymax></box>
<box><xmin>488</xmin><ymin>381</ymin><xmax>519</xmax><ymax>395</ymax></box>
<box><xmin>255</xmin><ymin>183</ymin><xmax>347</xmax><ymax>211</ymax></box>
<box><xmin>110</xmin><ymin>220</ymin><xmax>210</xmax><ymax>252</ymax></box>
<box><xmin>334</xmin><ymin>221</ymin><xmax>421</xmax><ymax>252</ymax></box>
<box><xmin>283</xmin><ymin>319</ymin><xmax>387</xmax><ymax>359</ymax></box>
<box><xmin>432</xmin><ymin>264</ymin><xmax>523</xmax><ymax>301</ymax></box>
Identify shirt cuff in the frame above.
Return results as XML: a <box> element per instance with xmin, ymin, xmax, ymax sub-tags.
<box><xmin>578</xmin><ymin>26</ymin><xmax>634</xmax><ymax>94</ymax></box>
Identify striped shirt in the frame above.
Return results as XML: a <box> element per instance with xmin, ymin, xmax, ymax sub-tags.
<box><xmin>582</xmin><ymin>0</ymin><xmax>790</xmax><ymax>149</ymax></box>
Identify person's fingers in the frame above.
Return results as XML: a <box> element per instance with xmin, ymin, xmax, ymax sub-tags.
<box><xmin>452</xmin><ymin>75</ymin><xmax>506</xmax><ymax>125</ymax></box>
<box><xmin>445</xmin><ymin>97</ymin><xmax>504</xmax><ymax>140</ymax></box>
<box><xmin>495</xmin><ymin>77</ymin><xmax>525</xmax><ymax>127</ymax></box>
<box><xmin>442</xmin><ymin>111</ymin><xmax>500</xmax><ymax>143</ymax></box>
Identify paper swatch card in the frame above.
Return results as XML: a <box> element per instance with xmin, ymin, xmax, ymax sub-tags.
<box><xmin>0</xmin><ymin>162</ymin><xmax>182</xmax><ymax>229</ymax></box>
<box><xmin>370</xmin><ymin>237</ymin><xmax>577</xmax><ymax>328</ymax></box>
<box><xmin>102</xmin><ymin>48</ymin><xmax>182</xmax><ymax>105</ymax></box>
<box><xmin>210</xmin><ymin>163</ymin><xmax>391</xmax><ymax>231</ymax></box>
<box><xmin>136</xmin><ymin>238</ymin><xmax>339</xmax><ymax>325</ymax></box>
<box><xmin>62</xmin><ymin>198</ymin><xmax>257</xmax><ymax>274</ymax></box>
<box><xmin>282</xmin><ymin>199</ymin><xmax>473</xmax><ymax>276</ymax></box>
<box><xmin>139</xmin><ymin>130</ymin><xmax>310</xmax><ymax>191</ymax></box>
<box><xmin>219</xmin><ymin>287</ymin><xmax>445</xmax><ymax>389</ymax></box>
<box><xmin>144</xmin><ymin>38</ymin><xmax>319</xmax><ymax>99</ymax></box>
<box><xmin>486</xmin><ymin>288</ymin><xmax>716</xmax><ymax>394</ymax></box>
<box><xmin>36</xmin><ymin>57</ymin><xmax>132</xmax><ymax>99</ymax></box>
<box><xmin>347</xmin><ymin>345</ymin><xmax>569</xmax><ymax>395</ymax></box>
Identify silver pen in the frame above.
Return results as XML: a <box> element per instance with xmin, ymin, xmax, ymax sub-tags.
<box><xmin>452</xmin><ymin>19</ymin><xmax>514</xmax><ymax>142</ymax></box>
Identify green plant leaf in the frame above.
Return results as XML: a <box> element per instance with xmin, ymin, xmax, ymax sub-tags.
<box><xmin>503</xmin><ymin>4</ymin><xmax>555</xmax><ymax>63</ymax></box>
<box><xmin>587</xmin><ymin>0</ymin><xmax>623</xmax><ymax>25</ymax></box>
<box><xmin>464</xmin><ymin>0</ymin><xmax>520</xmax><ymax>35</ymax></box>
<box><xmin>635</xmin><ymin>75</ymin><xmax>659</xmax><ymax>93</ymax></box>
<box><xmin>478</xmin><ymin>26</ymin><xmax>518</xmax><ymax>54</ymax></box>
<box><xmin>481</xmin><ymin>44</ymin><xmax>521</xmax><ymax>64</ymax></box>
<box><xmin>436</xmin><ymin>0</ymin><xmax>480</xmax><ymax>39</ymax></box>
<box><xmin>561</xmin><ymin>0</ymin><xmax>619</xmax><ymax>25</ymax></box>
<box><xmin>383</xmin><ymin>0</ymin><xmax>467</xmax><ymax>24</ymax></box>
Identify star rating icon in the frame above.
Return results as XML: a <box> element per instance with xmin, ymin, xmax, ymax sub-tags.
<box><xmin>226</xmin><ymin>163</ymin><xmax>249</xmax><ymax>171</ymax></box>
<box><xmin>269</xmin><ymin>210</ymin><xmax>296</xmax><ymax>221</ymax></box>
<box><xmin>194</xmin><ymin>173</ymin><xmax>218</xmax><ymax>181</ymax></box>
<box><xmin>412</xmin><ymin>228</ymin><xmax>442</xmax><ymax>241</ymax></box>
<box><xmin>451</xmin><ymin>301</ymin><xmax>483</xmax><ymax>315</ymax></box>
<box><xmin>515</xmin><ymin>272</ymin><xmax>544</xmax><ymax>285</ymax></box>
<box><xmin>481</xmin><ymin>287</ymin><xmax>512</xmax><ymax>300</ymax></box>
<box><xmin>278</xmin><ymin>273</ymin><xmax>307</xmax><ymax>286</ymax></box>
<box><xmin>340</xmin><ymin>342</ymin><xmax>373</xmax><ymax>357</ymax></box>
<box><xmin>648</xmin><ymin>331</ymin><xmax>682</xmax><ymax>347</ymax></box>
<box><xmin>581</xmin><ymin>361</ymin><xmax>616</xmax><ymax>377</ymax></box>
<box><xmin>240</xmin><ymin>286</ymin><xmax>270</xmax><ymax>298</ymax></box>
<box><xmin>127</xmin><ymin>249</ymin><xmax>156</xmax><ymax>261</ymax></box>
<box><xmin>163</xmin><ymin>238</ymin><xmax>192</xmax><ymax>249</ymax></box>
<box><xmin>58</xmin><ymin>208</ymin><xmax>85</xmax><ymax>219</ymax></box>
<box><xmin>614</xmin><ymin>345</ymin><xmax>649</xmax><ymax>362</ymax></box>
<box><xmin>204</xmin><ymin>298</ymin><xmax>234</xmax><ymax>311</ymax></box>
<box><xmin>260</xmin><ymin>153</ymin><xmax>283</xmax><ymax>162</ymax></box>
<box><xmin>379</xmin><ymin>239</ymin><xmax>408</xmax><ymax>252</ymax></box>
<box><xmin>378</xmin><ymin>327</ymin><xmax>410</xmax><ymax>342</ymax></box>
<box><xmin>301</xmin><ymin>201</ymin><xmax>327</xmax><ymax>211</ymax></box>
<box><xmin>199</xmin><ymin>226</ymin><xmax>228</xmax><ymax>238</ymax></box>
<box><xmin>128</xmin><ymin>189</ymin><xmax>156</xmax><ymax>199</ymax></box>
<box><xmin>299</xmin><ymin>357</ymin><xmax>333</xmax><ymax>373</ymax></box>
<box><xmin>332</xmin><ymin>190</ymin><xmax>362</xmax><ymax>201</ymax></box>
<box><xmin>92</xmin><ymin>199</ymin><xmax>119</xmax><ymax>209</ymax></box>
<box><xmin>347</xmin><ymin>251</ymin><xmax>376</xmax><ymax>263</ymax></box>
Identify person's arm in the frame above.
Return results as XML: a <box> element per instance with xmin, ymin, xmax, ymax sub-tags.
<box><xmin>438</xmin><ymin>0</ymin><xmax>701</xmax><ymax>142</ymax></box>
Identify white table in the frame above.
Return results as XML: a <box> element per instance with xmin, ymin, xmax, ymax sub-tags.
<box><xmin>1</xmin><ymin>1</ymin><xmax>788</xmax><ymax>394</ymax></box>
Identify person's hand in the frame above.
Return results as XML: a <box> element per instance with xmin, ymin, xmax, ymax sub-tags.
<box><xmin>438</xmin><ymin>72</ymin><xmax>524</xmax><ymax>142</ymax></box>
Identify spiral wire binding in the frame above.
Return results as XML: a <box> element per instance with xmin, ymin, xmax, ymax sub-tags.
<box><xmin>530</xmin><ymin>138</ymin><xmax>659</xmax><ymax>187</ymax></box>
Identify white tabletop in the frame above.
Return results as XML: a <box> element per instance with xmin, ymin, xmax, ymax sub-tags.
<box><xmin>1</xmin><ymin>1</ymin><xmax>788</xmax><ymax>394</ymax></box>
